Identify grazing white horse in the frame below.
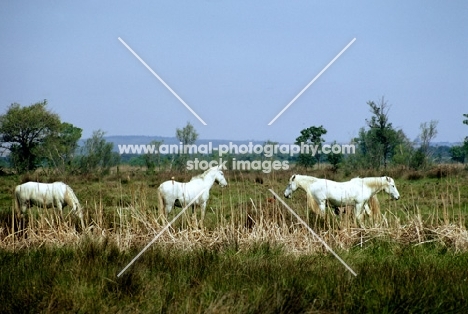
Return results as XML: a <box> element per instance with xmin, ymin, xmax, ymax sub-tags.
<box><xmin>15</xmin><ymin>181</ymin><xmax>85</xmax><ymax>228</ymax></box>
<box><xmin>157</xmin><ymin>166</ymin><xmax>227</xmax><ymax>223</ymax></box>
<box><xmin>284</xmin><ymin>174</ymin><xmax>390</xmax><ymax>220</ymax></box>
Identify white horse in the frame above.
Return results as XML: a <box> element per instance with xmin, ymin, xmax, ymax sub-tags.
<box><xmin>157</xmin><ymin>166</ymin><xmax>227</xmax><ymax>224</ymax></box>
<box><xmin>284</xmin><ymin>174</ymin><xmax>389</xmax><ymax>220</ymax></box>
<box><xmin>15</xmin><ymin>181</ymin><xmax>85</xmax><ymax>228</ymax></box>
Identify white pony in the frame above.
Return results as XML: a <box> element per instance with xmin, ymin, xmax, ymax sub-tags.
<box><xmin>15</xmin><ymin>181</ymin><xmax>85</xmax><ymax>228</ymax></box>
<box><xmin>157</xmin><ymin>166</ymin><xmax>227</xmax><ymax>223</ymax></box>
<box><xmin>284</xmin><ymin>174</ymin><xmax>394</xmax><ymax>220</ymax></box>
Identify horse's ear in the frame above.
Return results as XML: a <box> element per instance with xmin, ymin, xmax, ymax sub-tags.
<box><xmin>292</xmin><ymin>175</ymin><xmax>296</xmax><ymax>181</ymax></box>
<box><xmin>386</xmin><ymin>176</ymin><xmax>390</xmax><ymax>182</ymax></box>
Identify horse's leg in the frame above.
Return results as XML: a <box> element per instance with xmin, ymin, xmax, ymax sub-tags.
<box><xmin>165</xmin><ymin>203</ymin><xmax>173</xmax><ymax>215</ymax></box>
<box><xmin>363</xmin><ymin>202</ymin><xmax>371</xmax><ymax>216</ymax></box>
<box><xmin>192</xmin><ymin>204</ymin><xmax>197</xmax><ymax>228</ymax></box>
<box><xmin>318</xmin><ymin>199</ymin><xmax>327</xmax><ymax>216</ymax></box>
<box><xmin>17</xmin><ymin>202</ymin><xmax>28</xmax><ymax>220</ymax></box>
<box><xmin>55</xmin><ymin>201</ymin><xmax>63</xmax><ymax>225</ymax></box>
<box><xmin>158</xmin><ymin>202</ymin><xmax>171</xmax><ymax>225</ymax></box>
<box><xmin>158</xmin><ymin>195</ymin><xmax>171</xmax><ymax>223</ymax></box>
<box><xmin>79</xmin><ymin>210</ymin><xmax>85</xmax><ymax>229</ymax></box>
<box><xmin>199</xmin><ymin>202</ymin><xmax>207</xmax><ymax>228</ymax></box>
<box><xmin>355</xmin><ymin>203</ymin><xmax>365</xmax><ymax>225</ymax></box>
<box><xmin>21</xmin><ymin>202</ymin><xmax>27</xmax><ymax>214</ymax></box>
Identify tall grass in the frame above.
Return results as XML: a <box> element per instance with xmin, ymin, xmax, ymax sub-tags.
<box><xmin>1</xmin><ymin>167</ymin><xmax>468</xmax><ymax>312</ymax></box>
<box><xmin>3</xmin><ymin>168</ymin><xmax>468</xmax><ymax>252</ymax></box>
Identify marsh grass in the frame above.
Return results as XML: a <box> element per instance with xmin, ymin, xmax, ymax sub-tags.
<box><xmin>1</xmin><ymin>167</ymin><xmax>468</xmax><ymax>312</ymax></box>
<box><xmin>2</xmin><ymin>168</ymin><xmax>468</xmax><ymax>251</ymax></box>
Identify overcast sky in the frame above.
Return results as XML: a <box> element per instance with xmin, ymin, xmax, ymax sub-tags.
<box><xmin>1</xmin><ymin>1</ymin><xmax>467</xmax><ymax>144</ymax></box>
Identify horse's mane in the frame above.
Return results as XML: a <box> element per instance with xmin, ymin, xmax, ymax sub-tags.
<box><xmin>359</xmin><ymin>176</ymin><xmax>387</xmax><ymax>190</ymax></box>
<box><xmin>190</xmin><ymin>167</ymin><xmax>219</xmax><ymax>182</ymax></box>
<box><xmin>190</xmin><ymin>173</ymin><xmax>204</xmax><ymax>181</ymax></box>
<box><xmin>291</xmin><ymin>175</ymin><xmax>319</xmax><ymax>191</ymax></box>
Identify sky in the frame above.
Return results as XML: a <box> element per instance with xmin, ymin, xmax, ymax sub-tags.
<box><xmin>1</xmin><ymin>1</ymin><xmax>467</xmax><ymax>145</ymax></box>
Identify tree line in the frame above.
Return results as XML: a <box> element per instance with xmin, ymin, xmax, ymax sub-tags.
<box><xmin>0</xmin><ymin>98</ymin><xmax>467</xmax><ymax>175</ymax></box>
<box><xmin>295</xmin><ymin>97</ymin><xmax>468</xmax><ymax>171</ymax></box>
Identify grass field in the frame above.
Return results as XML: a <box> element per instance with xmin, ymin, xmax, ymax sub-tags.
<box><xmin>1</xmin><ymin>165</ymin><xmax>468</xmax><ymax>312</ymax></box>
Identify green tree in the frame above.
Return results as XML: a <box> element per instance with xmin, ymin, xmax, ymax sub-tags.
<box><xmin>176</xmin><ymin>121</ymin><xmax>199</xmax><ymax>145</ymax></box>
<box><xmin>144</xmin><ymin>140</ymin><xmax>163</xmax><ymax>173</ymax></box>
<box><xmin>0</xmin><ymin>100</ymin><xmax>61</xmax><ymax>173</ymax></box>
<box><xmin>450</xmin><ymin>113</ymin><xmax>468</xmax><ymax>163</ymax></box>
<box><xmin>174</xmin><ymin>122</ymin><xmax>199</xmax><ymax>170</ymax></box>
<box><xmin>77</xmin><ymin>130</ymin><xmax>120</xmax><ymax>175</ymax></box>
<box><xmin>411</xmin><ymin>120</ymin><xmax>438</xmax><ymax>169</ymax></box>
<box><xmin>326</xmin><ymin>141</ymin><xmax>343</xmax><ymax>172</ymax></box>
<box><xmin>464</xmin><ymin>114</ymin><xmax>468</xmax><ymax>155</ymax></box>
<box><xmin>450</xmin><ymin>146</ymin><xmax>465</xmax><ymax>163</ymax></box>
<box><xmin>390</xmin><ymin>130</ymin><xmax>414</xmax><ymax>168</ymax></box>
<box><xmin>355</xmin><ymin>97</ymin><xmax>402</xmax><ymax>169</ymax></box>
<box><xmin>295</xmin><ymin>125</ymin><xmax>327</xmax><ymax>169</ymax></box>
<box><xmin>42</xmin><ymin>122</ymin><xmax>82</xmax><ymax>173</ymax></box>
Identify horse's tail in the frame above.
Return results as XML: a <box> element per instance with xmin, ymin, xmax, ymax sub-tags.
<box><xmin>368</xmin><ymin>195</ymin><xmax>381</xmax><ymax>219</ymax></box>
<box><xmin>157</xmin><ymin>186</ymin><xmax>165</xmax><ymax>218</ymax></box>
<box><xmin>65</xmin><ymin>185</ymin><xmax>85</xmax><ymax>229</ymax></box>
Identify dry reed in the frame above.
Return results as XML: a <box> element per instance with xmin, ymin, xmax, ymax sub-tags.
<box><xmin>2</xmin><ymin>170</ymin><xmax>468</xmax><ymax>254</ymax></box>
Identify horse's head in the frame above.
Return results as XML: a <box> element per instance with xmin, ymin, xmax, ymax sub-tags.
<box><xmin>284</xmin><ymin>174</ymin><xmax>298</xmax><ymax>198</ymax></box>
<box><xmin>213</xmin><ymin>166</ymin><xmax>228</xmax><ymax>187</ymax></box>
<box><xmin>383</xmin><ymin>176</ymin><xmax>400</xmax><ymax>200</ymax></box>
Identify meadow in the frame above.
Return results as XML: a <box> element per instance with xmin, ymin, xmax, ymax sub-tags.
<box><xmin>1</xmin><ymin>165</ymin><xmax>468</xmax><ymax>313</ymax></box>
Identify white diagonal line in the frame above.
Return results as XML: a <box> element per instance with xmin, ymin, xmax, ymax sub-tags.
<box><xmin>118</xmin><ymin>37</ymin><xmax>207</xmax><ymax>125</ymax></box>
<box><xmin>117</xmin><ymin>188</ymin><xmax>207</xmax><ymax>277</ymax></box>
<box><xmin>268</xmin><ymin>38</ymin><xmax>356</xmax><ymax>125</ymax></box>
<box><xmin>269</xmin><ymin>189</ymin><xmax>358</xmax><ymax>277</ymax></box>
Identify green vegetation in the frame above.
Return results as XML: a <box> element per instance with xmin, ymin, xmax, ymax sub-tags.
<box><xmin>1</xmin><ymin>168</ymin><xmax>468</xmax><ymax>312</ymax></box>
<box><xmin>76</xmin><ymin>129</ymin><xmax>120</xmax><ymax>175</ymax></box>
<box><xmin>1</xmin><ymin>238</ymin><xmax>467</xmax><ymax>313</ymax></box>
<box><xmin>295</xmin><ymin>125</ymin><xmax>327</xmax><ymax>169</ymax></box>
<box><xmin>0</xmin><ymin>100</ymin><xmax>65</xmax><ymax>173</ymax></box>
<box><xmin>1</xmin><ymin>100</ymin><xmax>468</xmax><ymax>312</ymax></box>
